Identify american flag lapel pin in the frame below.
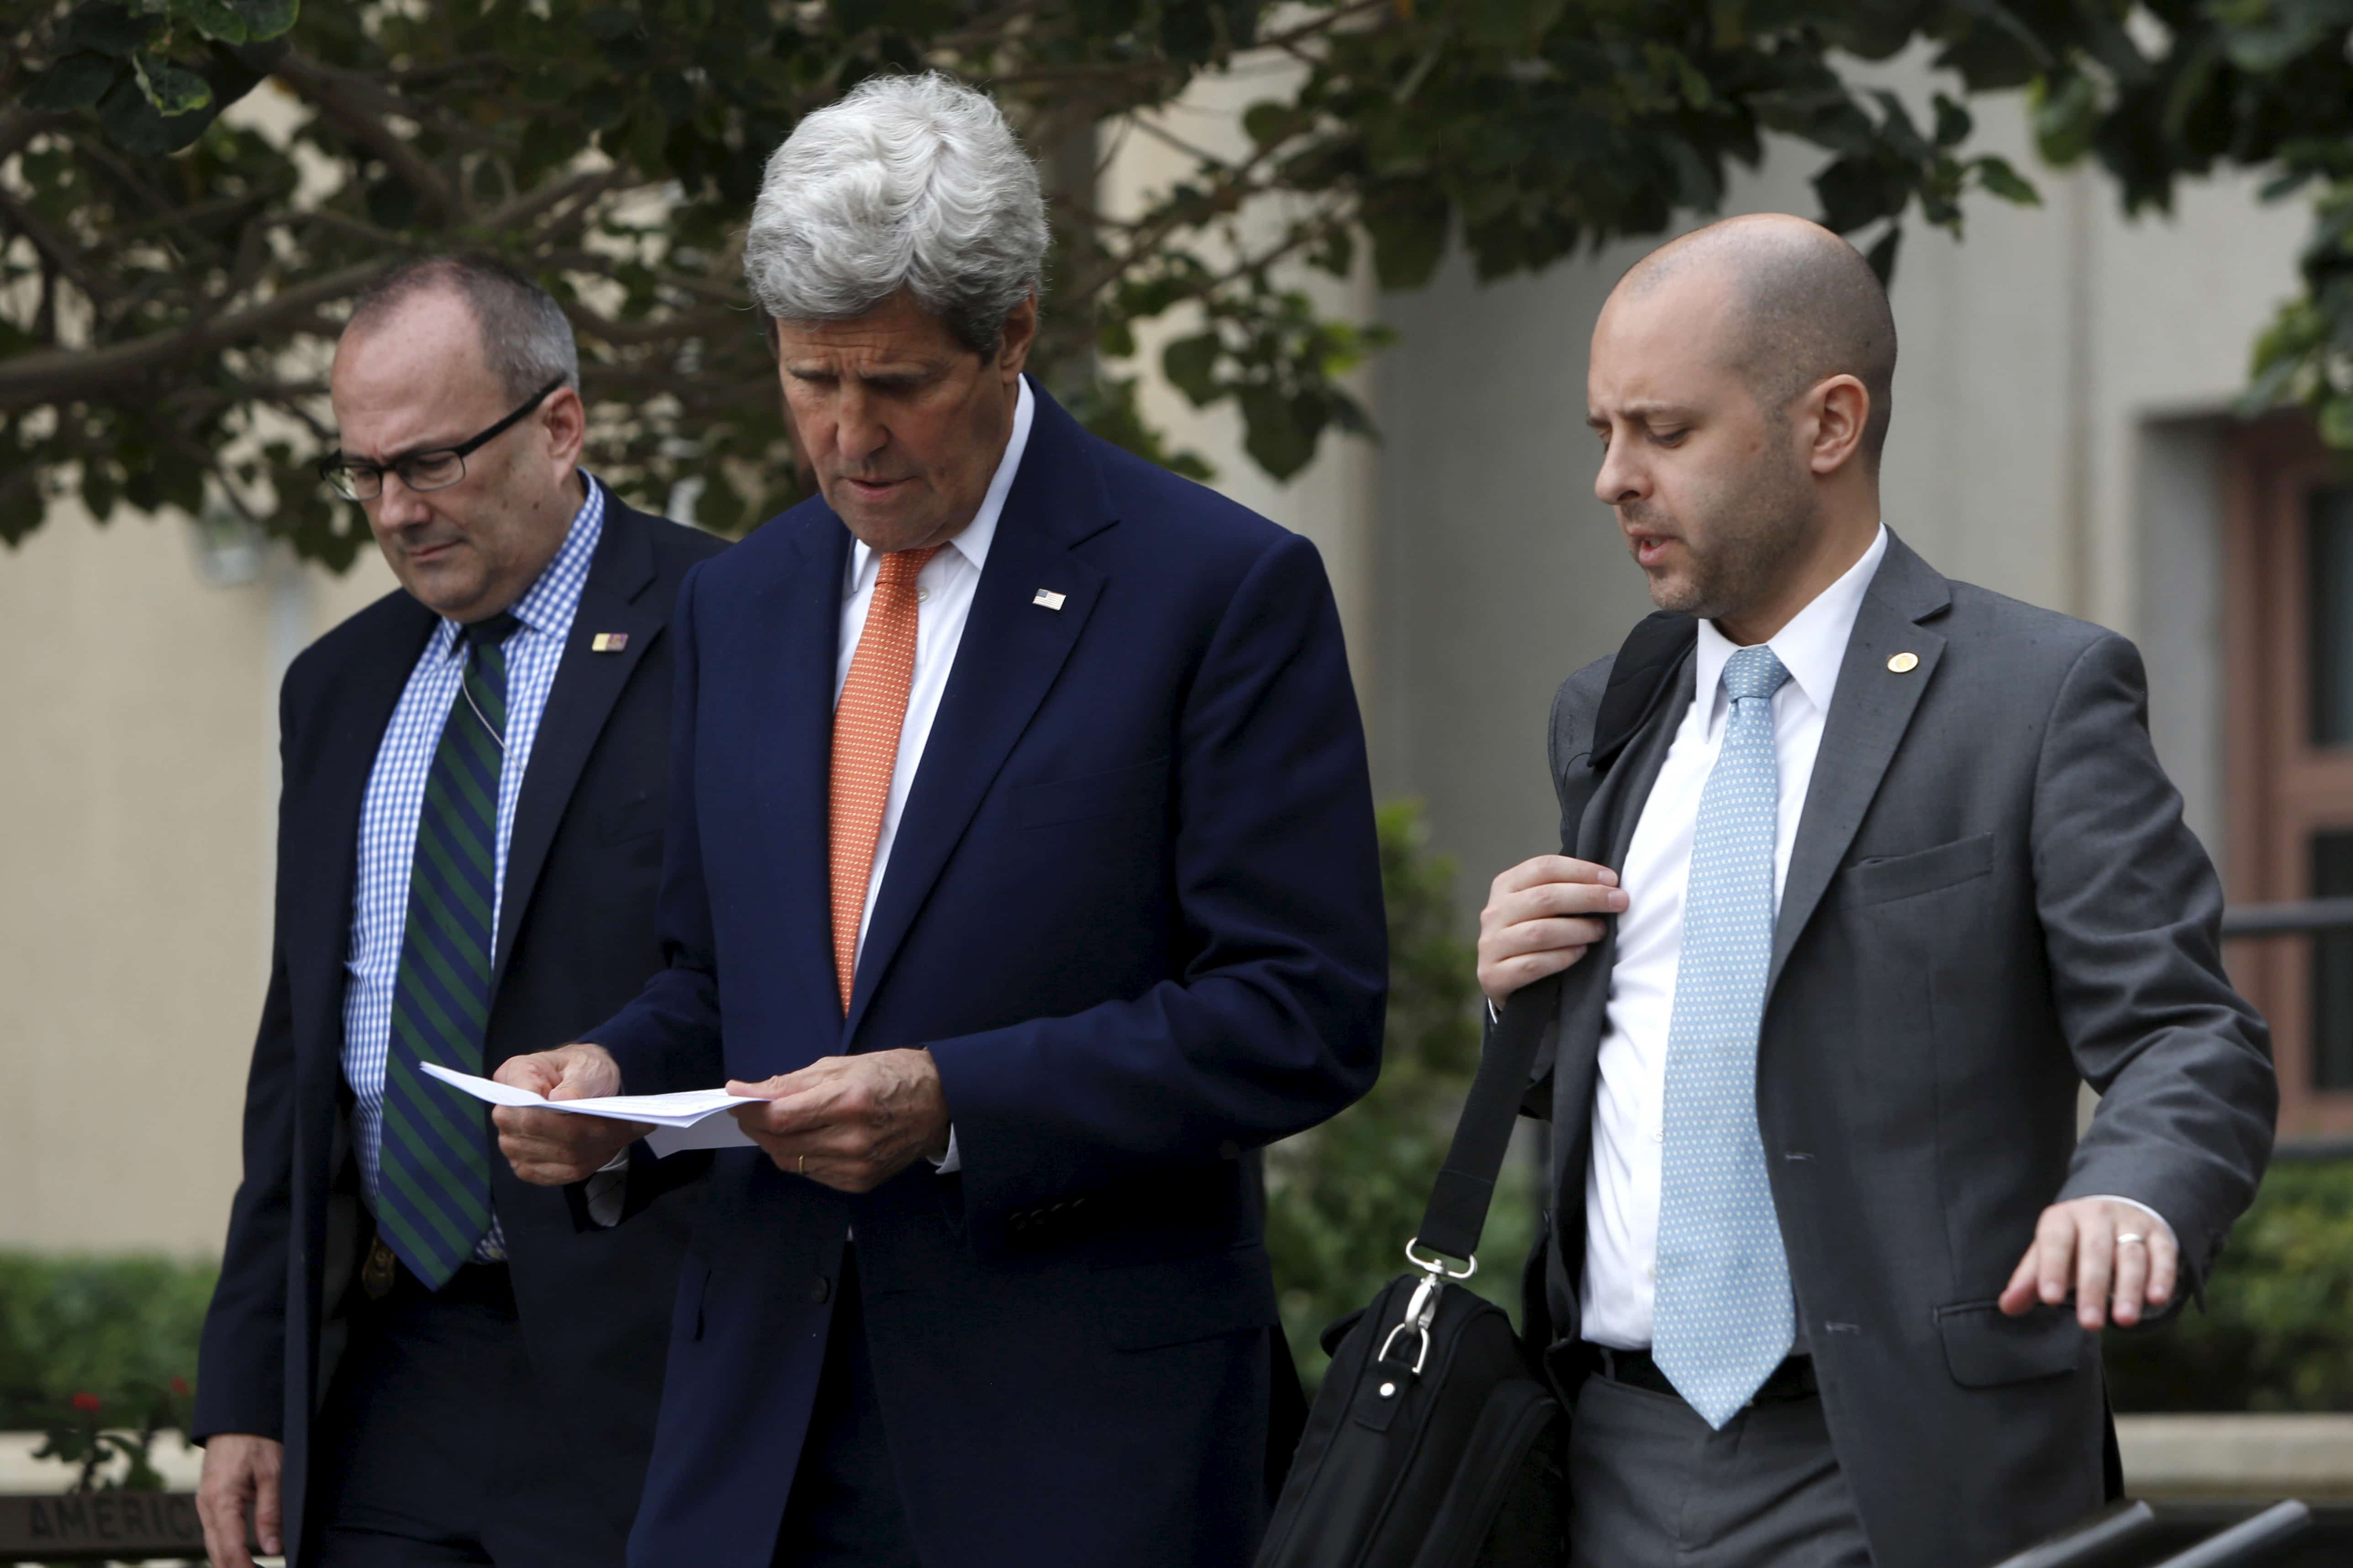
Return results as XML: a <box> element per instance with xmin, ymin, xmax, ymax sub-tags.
<box><xmin>591</xmin><ymin>632</ymin><xmax>629</xmax><ymax>652</ymax></box>
<box><xmin>1032</xmin><ymin>589</ymin><xmax>1066</xmax><ymax>611</ymax></box>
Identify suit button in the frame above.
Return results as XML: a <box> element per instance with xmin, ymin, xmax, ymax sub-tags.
<box><xmin>809</xmin><ymin>1275</ymin><xmax>832</xmax><ymax>1304</ymax></box>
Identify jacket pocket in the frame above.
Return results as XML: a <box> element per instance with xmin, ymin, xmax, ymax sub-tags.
<box><xmin>1094</xmin><ymin>1242</ymin><xmax>1277</xmax><ymax>1351</ymax></box>
<box><xmin>1933</xmin><ymin>1298</ymin><xmax>2084</xmax><ymax>1387</ymax></box>
<box><xmin>1016</xmin><ymin>758</ymin><xmax>1169</xmax><ymax>829</ymax></box>
<box><xmin>1846</xmin><ymin>832</ymin><xmax>1994</xmax><ymax>905</ymax></box>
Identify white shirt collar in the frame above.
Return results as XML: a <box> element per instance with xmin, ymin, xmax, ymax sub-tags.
<box><xmin>1693</xmin><ymin>522</ymin><xmax>1889</xmax><ymax>726</ymax></box>
<box><xmin>849</xmin><ymin>376</ymin><xmax>1034</xmax><ymax>586</ymax></box>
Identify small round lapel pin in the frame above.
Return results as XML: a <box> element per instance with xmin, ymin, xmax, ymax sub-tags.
<box><xmin>1887</xmin><ymin>651</ymin><xmax>1919</xmax><ymax>673</ymax></box>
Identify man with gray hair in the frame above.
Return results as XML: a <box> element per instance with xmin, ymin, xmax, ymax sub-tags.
<box><xmin>494</xmin><ymin>73</ymin><xmax>1386</xmax><ymax>1568</ymax></box>
<box><xmin>192</xmin><ymin>253</ymin><xmax>723</xmax><ymax>1567</ymax></box>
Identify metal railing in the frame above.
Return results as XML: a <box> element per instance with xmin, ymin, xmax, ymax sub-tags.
<box><xmin>2221</xmin><ymin>898</ymin><xmax>2353</xmax><ymax>940</ymax></box>
<box><xmin>2221</xmin><ymin>900</ymin><xmax>2353</xmax><ymax>1161</ymax></box>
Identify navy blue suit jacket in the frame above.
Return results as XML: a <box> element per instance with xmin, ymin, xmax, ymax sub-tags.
<box><xmin>194</xmin><ymin>488</ymin><xmax>725</xmax><ymax>1560</ymax></box>
<box><xmin>587</xmin><ymin>384</ymin><xmax>1386</xmax><ymax>1567</ymax></box>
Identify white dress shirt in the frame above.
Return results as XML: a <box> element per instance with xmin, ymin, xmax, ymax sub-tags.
<box><xmin>834</xmin><ymin>377</ymin><xmax>1034</xmax><ymax>1174</ymax></box>
<box><xmin>345</xmin><ymin>479</ymin><xmax>606</xmax><ymax>1257</ymax></box>
<box><xmin>1579</xmin><ymin>526</ymin><xmax>1890</xmax><ymax>1349</ymax></box>
<box><xmin>1576</xmin><ymin>524</ymin><xmax>2170</xmax><ymax>1350</ymax></box>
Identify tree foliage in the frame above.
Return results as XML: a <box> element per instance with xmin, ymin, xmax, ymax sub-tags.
<box><xmin>8</xmin><ymin>0</ymin><xmax>2353</xmax><ymax>567</ymax></box>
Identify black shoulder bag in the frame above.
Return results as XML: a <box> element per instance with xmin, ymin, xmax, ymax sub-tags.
<box><xmin>1254</xmin><ymin>973</ymin><xmax>1567</xmax><ymax>1568</ymax></box>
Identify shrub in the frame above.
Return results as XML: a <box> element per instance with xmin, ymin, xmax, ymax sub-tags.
<box><xmin>2106</xmin><ymin>1158</ymin><xmax>2353</xmax><ymax>1412</ymax></box>
<box><xmin>0</xmin><ymin>1253</ymin><xmax>215</xmax><ymax>1431</ymax></box>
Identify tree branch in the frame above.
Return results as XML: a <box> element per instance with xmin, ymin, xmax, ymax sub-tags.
<box><xmin>0</xmin><ymin>262</ymin><xmax>383</xmax><ymax>410</ymax></box>
<box><xmin>272</xmin><ymin>53</ymin><xmax>465</xmax><ymax>224</ymax></box>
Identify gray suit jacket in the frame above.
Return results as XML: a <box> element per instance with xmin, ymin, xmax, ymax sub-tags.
<box><xmin>1524</xmin><ymin>531</ymin><xmax>2274</xmax><ymax>1568</ymax></box>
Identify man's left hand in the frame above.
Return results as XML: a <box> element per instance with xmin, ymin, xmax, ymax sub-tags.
<box><xmin>494</xmin><ymin>1042</ymin><xmax>648</xmax><ymax>1186</ymax></box>
<box><xmin>728</xmin><ymin>1048</ymin><xmax>950</xmax><ymax>1194</ymax></box>
<box><xmin>1999</xmin><ymin>1197</ymin><xmax>2179</xmax><ymax>1330</ymax></box>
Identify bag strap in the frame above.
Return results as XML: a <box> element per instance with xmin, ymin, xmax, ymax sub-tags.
<box><xmin>1405</xmin><ymin>619</ymin><xmax>1686</xmax><ymax>1267</ymax></box>
<box><xmin>1412</xmin><ymin>970</ymin><xmax>1562</xmax><ymax>1265</ymax></box>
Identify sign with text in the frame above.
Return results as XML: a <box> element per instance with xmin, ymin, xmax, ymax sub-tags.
<box><xmin>0</xmin><ymin>1490</ymin><xmax>208</xmax><ymax>1561</ymax></box>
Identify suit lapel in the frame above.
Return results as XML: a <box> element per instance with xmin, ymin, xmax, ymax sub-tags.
<box><xmin>290</xmin><ymin>598</ymin><xmax>437</xmax><ymax>1111</ymax></box>
<box><xmin>1767</xmin><ymin>532</ymin><xmax>1953</xmax><ymax>989</ymax></box>
<box><xmin>842</xmin><ymin>388</ymin><xmax>1113</xmax><ymax>1042</ymax></box>
<box><xmin>491</xmin><ymin>491</ymin><xmax>662</xmax><ymax>989</ymax></box>
<box><xmin>762</xmin><ymin>510</ymin><xmax>856</xmax><ymax>1053</ymax></box>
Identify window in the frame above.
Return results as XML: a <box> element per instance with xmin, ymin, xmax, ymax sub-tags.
<box><xmin>2224</xmin><ymin>416</ymin><xmax>2353</xmax><ymax>1132</ymax></box>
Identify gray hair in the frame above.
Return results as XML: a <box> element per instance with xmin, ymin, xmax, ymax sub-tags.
<box><xmin>744</xmin><ymin>73</ymin><xmax>1047</xmax><ymax>357</ymax></box>
<box><xmin>345</xmin><ymin>254</ymin><xmax>580</xmax><ymax>400</ymax></box>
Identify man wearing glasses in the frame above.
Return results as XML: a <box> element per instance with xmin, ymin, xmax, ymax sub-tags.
<box><xmin>191</xmin><ymin>254</ymin><xmax>725</xmax><ymax>1568</ymax></box>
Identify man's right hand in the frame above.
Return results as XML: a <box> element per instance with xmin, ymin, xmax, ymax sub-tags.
<box><xmin>493</xmin><ymin>1042</ymin><xmax>649</xmax><ymax>1185</ymax></box>
<box><xmin>197</xmin><ymin>1433</ymin><xmax>281</xmax><ymax>1568</ymax></box>
<box><xmin>1477</xmin><ymin>855</ymin><xmax>1629</xmax><ymax>1006</ymax></box>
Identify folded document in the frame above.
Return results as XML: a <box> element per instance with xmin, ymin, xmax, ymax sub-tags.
<box><xmin>419</xmin><ymin>1062</ymin><xmax>760</xmax><ymax>1158</ymax></box>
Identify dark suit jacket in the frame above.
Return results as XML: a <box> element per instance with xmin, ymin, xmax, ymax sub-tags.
<box><xmin>193</xmin><ymin>485</ymin><xmax>726</xmax><ymax>1560</ymax></box>
<box><xmin>1522</xmin><ymin>531</ymin><xmax>2275</xmax><ymax>1568</ymax></box>
<box><xmin>584</xmin><ymin>382</ymin><xmax>1387</xmax><ymax>1568</ymax></box>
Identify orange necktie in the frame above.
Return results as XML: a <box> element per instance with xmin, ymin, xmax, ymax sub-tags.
<box><xmin>830</xmin><ymin>546</ymin><xmax>939</xmax><ymax>1013</ymax></box>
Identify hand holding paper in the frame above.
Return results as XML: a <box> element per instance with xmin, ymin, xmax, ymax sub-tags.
<box><xmin>439</xmin><ymin>1046</ymin><xmax>761</xmax><ymax>1182</ymax></box>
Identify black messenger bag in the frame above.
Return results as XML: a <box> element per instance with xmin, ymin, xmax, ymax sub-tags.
<box><xmin>1255</xmin><ymin>975</ymin><xmax>1567</xmax><ymax>1568</ymax></box>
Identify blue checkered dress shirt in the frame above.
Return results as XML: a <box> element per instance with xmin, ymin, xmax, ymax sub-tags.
<box><xmin>341</xmin><ymin>479</ymin><xmax>604</xmax><ymax>1261</ymax></box>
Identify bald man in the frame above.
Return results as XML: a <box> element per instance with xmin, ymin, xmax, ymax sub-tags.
<box><xmin>1475</xmin><ymin>216</ymin><xmax>2273</xmax><ymax>1568</ymax></box>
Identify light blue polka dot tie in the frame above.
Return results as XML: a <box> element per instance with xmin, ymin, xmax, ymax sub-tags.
<box><xmin>1652</xmin><ymin>643</ymin><xmax>1796</xmax><ymax>1429</ymax></box>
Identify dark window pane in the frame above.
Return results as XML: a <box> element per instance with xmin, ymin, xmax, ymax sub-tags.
<box><xmin>2312</xmin><ymin>831</ymin><xmax>2353</xmax><ymax>1089</ymax></box>
<box><xmin>2307</xmin><ymin>486</ymin><xmax>2353</xmax><ymax>746</ymax></box>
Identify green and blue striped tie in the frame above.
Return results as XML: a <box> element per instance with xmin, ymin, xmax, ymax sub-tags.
<box><xmin>376</xmin><ymin>613</ymin><xmax>519</xmax><ymax>1289</ymax></box>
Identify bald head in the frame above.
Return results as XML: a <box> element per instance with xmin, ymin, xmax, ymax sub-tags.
<box><xmin>1620</xmin><ymin>215</ymin><xmax>1896</xmax><ymax>468</ymax></box>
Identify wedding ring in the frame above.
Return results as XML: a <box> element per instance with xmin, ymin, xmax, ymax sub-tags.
<box><xmin>2116</xmin><ymin>1232</ymin><xmax>2145</xmax><ymax>1246</ymax></box>
<box><xmin>797</xmin><ymin>1153</ymin><xmax>807</xmax><ymax>1176</ymax></box>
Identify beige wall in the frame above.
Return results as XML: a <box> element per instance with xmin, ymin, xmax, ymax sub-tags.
<box><xmin>0</xmin><ymin>507</ymin><xmax>393</xmax><ymax>1251</ymax></box>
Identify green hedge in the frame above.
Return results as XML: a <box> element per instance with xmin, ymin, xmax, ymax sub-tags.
<box><xmin>0</xmin><ymin>1253</ymin><xmax>216</xmax><ymax>1430</ymax></box>
<box><xmin>2105</xmin><ymin>1159</ymin><xmax>2353</xmax><ymax>1412</ymax></box>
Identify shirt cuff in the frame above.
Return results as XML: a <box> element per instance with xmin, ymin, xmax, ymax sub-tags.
<box><xmin>928</xmin><ymin>1127</ymin><xmax>960</xmax><ymax>1175</ymax></box>
<box><xmin>583</xmin><ymin>1149</ymin><xmax>631</xmax><ymax>1228</ymax></box>
<box><xmin>2083</xmin><ymin>1194</ymin><xmax>2176</xmax><ymax>1249</ymax></box>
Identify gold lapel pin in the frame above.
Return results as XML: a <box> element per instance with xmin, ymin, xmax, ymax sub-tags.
<box><xmin>1032</xmin><ymin>589</ymin><xmax>1066</xmax><ymax>611</ymax></box>
<box><xmin>1887</xmin><ymin>651</ymin><xmax>1919</xmax><ymax>673</ymax></box>
<box><xmin>591</xmin><ymin>632</ymin><xmax>629</xmax><ymax>653</ymax></box>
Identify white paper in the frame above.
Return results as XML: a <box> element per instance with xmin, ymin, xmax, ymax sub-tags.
<box><xmin>420</xmin><ymin>1062</ymin><xmax>760</xmax><ymax>1157</ymax></box>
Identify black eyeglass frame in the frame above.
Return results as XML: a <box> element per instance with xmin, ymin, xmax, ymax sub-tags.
<box><xmin>318</xmin><ymin>377</ymin><xmax>567</xmax><ymax>501</ymax></box>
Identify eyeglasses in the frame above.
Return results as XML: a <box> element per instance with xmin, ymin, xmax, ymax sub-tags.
<box><xmin>319</xmin><ymin>379</ymin><xmax>565</xmax><ymax>501</ymax></box>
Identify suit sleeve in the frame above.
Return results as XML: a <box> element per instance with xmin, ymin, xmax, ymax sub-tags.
<box><xmin>192</xmin><ymin>683</ymin><xmax>302</xmax><ymax>1444</ymax></box>
<box><xmin>2036</xmin><ymin>631</ymin><xmax>2277</xmax><ymax>1296</ymax></box>
<box><xmin>926</xmin><ymin>532</ymin><xmax>1387</xmax><ymax>1240</ymax></box>
<box><xmin>581</xmin><ymin>559</ymin><xmax>726</xmax><ymax>1100</ymax></box>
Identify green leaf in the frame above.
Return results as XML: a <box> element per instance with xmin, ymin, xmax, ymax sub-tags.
<box><xmin>61</xmin><ymin>2</ymin><xmax>158</xmax><ymax>59</ymax></box>
<box><xmin>1363</xmin><ymin>189</ymin><xmax>1451</xmax><ymax>291</ymax></box>
<box><xmin>226</xmin><ymin>0</ymin><xmax>297</xmax><ymax>39</ymax></box>
<box><xmin>2031</xmin><ymin>71</ymin><xmax>2100</xmax><ymax>167</ymax></box>
<box><xmin>1238</xmin><ymin>384</ymin><xmax>1314</xmax><ymax>479</ymax></box>
<box><xmin>1161</xmin><ymin>331</ymin><xmax>1224</xmax><ymax>405</ymax></box>
<box><xmin>132</xmin><ymin>52</ymin><xmax>215</xmax><ymax>117</ymax></box>
<box><xmin>166</xmin><ymin>0</ymin><xmax>250</xmax><ymax>44</ymax></box>
<box><xmin>2321</xmin><ymin>395</ymin><xmax>2353</xmax><ymax>452</ymax></box>
<box><xmin>96</xmin><ymin>70</ymin><xmax>213</xmax><ymax>155</ymax></box>
<box><xmin>1973</xmin><ymin>154</ymin><xmax>2042</xmax><ymax>207</ymax></box>
<box><xmin>22</xmin><ymin>53</ymin><xmax>123</xmax><ymax>113</ymax></box>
